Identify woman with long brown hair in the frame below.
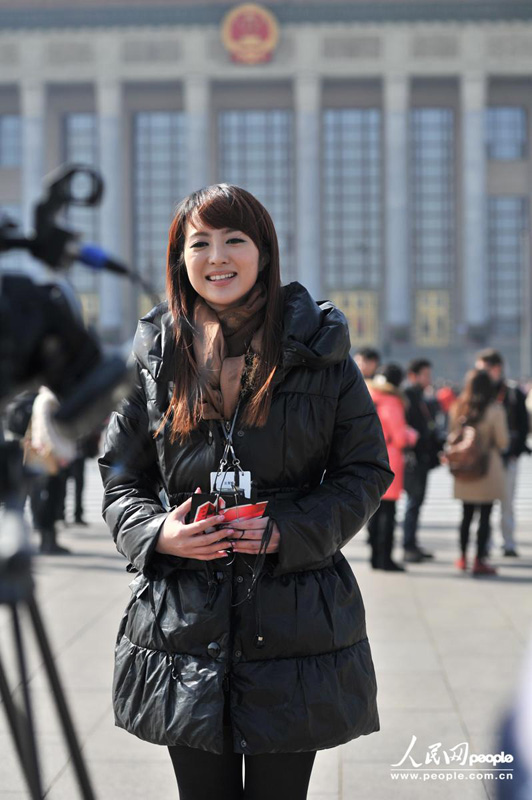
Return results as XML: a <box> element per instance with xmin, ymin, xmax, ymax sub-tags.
<box><xmin>99</xmin><ymin>184</ymin><xmax>393</xmax><ymax>799</ymax></box>
<box><xmin>447</xmin><ymin>368</ymin><xmax>509</xmax><ymax>576</ymax></box>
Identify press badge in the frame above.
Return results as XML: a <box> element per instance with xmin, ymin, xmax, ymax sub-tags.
<box><xmin>210</xmin><ymin>469</ymin><xmax>252</xmax><ymax>498</ymax></box>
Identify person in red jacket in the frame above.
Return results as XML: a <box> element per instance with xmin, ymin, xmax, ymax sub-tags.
<box><xmin>367</xmin><ymin>363</ymin><xmax>419</xmax><ymax>571</ymax></box>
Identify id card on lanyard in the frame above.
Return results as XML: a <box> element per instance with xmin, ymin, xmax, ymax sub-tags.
<box><xmin>210</xmin><ymin>399</ymin><xmax>253</xmax><ymax>501</ymax></box>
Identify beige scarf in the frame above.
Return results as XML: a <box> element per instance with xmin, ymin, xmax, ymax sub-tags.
<box><xmin>192</xmin><ymin>282</ymin><xmax>267</xmax><ymax>420</ymax></box>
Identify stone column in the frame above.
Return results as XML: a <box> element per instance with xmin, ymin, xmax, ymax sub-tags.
<box><xmin>183</xmin><ymin>74</ymin><xmax>210</xmax><ymax>194</ymax></box>
<box><xmin>384</xmin><ymin>74</ymin><xmax>410</xmax><ymax>334</ymax></box>
<box><xmin>20</xmin><ymin>80</ymin><xmax>45</xmax><ymax>275</ymax></box>
<box><xmin>96</xmin><ymin>79</ymin><xmax>124</xmax><ymax>342</ymax></box>
<box><xmin>462</xmin><ymin>73</ymin><xmax>487</xmax><ymax>333</ymax></box>
<box><xmin>294</xmin><ymin>73</ymin><xmax>321</xmax><ymax>299</ymax></box>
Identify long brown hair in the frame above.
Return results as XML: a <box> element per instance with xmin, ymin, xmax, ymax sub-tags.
<box><xmin>453</xmin><ymin>369</ymin><xmax>495</xmax><ymax>425</ymax></box>
<box><xmin>159</xmin><ymin>184</ymin><xmax>283</xmax><ymax>443</ymax></box>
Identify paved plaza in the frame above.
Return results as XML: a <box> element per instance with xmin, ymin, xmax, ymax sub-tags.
<box><xmin>1</xmin><ymin>455</ymin><xmax>531</xmax><ymax>799</ymax></box>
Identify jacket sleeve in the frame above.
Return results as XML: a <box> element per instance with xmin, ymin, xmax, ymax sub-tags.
<box><xmin>510</xmin><ymin>388</ymin><xmax>530</xmax><ymax>457</ymax></box>
<box><xmin>98</xmin><ymin>363</ymin><xmax>170</xmax><ymax>575</ymax></box>
<box><xmin>492</xmin><ymin>404</ymin><xmax>510</xmax><ymax>453</ymax></box>
<box><xmin>267</xmin><ymin>357</ymin><xmax>394</xmax><ymax>575</ymax></box>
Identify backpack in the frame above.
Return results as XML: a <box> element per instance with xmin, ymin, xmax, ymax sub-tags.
<box><xmin>445</xmin><ymin>418</ymin><xmax>489</xmax><ymax>481</ymax></box>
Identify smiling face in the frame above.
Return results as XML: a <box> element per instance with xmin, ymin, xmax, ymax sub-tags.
<box><xmin>183</xmin><ymin>219</ymin><xmax>260</xmax><ymax>312</ymax></box>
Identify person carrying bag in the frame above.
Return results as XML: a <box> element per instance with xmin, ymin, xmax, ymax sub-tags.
<box><xmin>446</xmin><ymin>369</ymin><xmax>509</xmax><ymax>576</ymax></box>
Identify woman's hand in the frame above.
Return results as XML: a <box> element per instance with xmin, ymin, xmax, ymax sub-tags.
<box><xmin>221</xmin><ymin>516</ymin><xmax>281</xmax><ymax>555</ymax></box>
<box><xmin>156</xmin><ymin>488</ymin><xmax>235</xmax><ymax>561</ymax></box>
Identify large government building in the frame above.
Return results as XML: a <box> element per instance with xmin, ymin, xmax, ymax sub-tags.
<box><xmin>1</xmin><ymin>0</ymin><xmax>532</xmax><ymax>380</ymax></box>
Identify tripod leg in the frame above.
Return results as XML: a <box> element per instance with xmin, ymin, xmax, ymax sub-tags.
<box><xmin>11</xmin><ymin>604</ymin><xmax>44</xmax><ymax>800</ymax></box>
<box><xmin>0</xmin><ymin>652</ymin><xmax>40</xmax><ymax>798</ymax></box>
<box><xmin>27</xmin><ymin>594</ymin><xmax>97</xmax><ymax>800</ymax></box>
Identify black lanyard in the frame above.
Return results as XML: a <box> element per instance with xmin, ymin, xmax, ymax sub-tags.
<box><xmin>211</xmin><ymin>399</ymin><xmax>245</xmax><ymax>501</ymax></box>
<box><xmin>217</xmin><ymin>398</ymin><xmax>242</xmax><ymax>473</ymax></box>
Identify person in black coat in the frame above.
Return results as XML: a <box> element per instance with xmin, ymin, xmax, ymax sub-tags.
<box><xmin>99</xmin><ymin>184</ymin><xmax>393</xmax><ymax>800</ymax></box>
<box><xmin>402</xmin><ymin>358</ymin><xmax>445</xmax><ymax>562</ymax></box>
<box><xmin>475</xmin><ymin>349</ymin><xmax>530</xmax><ymax>557</ymax></box>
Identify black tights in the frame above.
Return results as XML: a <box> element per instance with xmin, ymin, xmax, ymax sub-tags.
<box><xmin>168</xmin><ymin>727</ymin><xmax>316</xmax><ymax>800</ymax></box>
<box><xmin>460</xmin><ymin>502</ymin><xmax>493</xmax><ymax>559</ymax></box>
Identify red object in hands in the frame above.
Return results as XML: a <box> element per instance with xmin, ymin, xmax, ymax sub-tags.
<box><xmin>193</xmin><ymin>498</ymin><xmax>267</xmax><ymax>525</ymax></box>
<box><xmin>193</xmin><ymin>501</ymin><xmax>217</xmax><ymax>522</ymax></box>
<box><xmin>221</xmin><ymin>502</ymin><xmax>268</xmax><ymax>523</ymax></box>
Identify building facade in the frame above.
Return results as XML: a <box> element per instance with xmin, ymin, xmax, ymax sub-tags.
<box><xmin>1</xmin><ymin>0</ymin><xmax>531</xmax><ymax>380</ymax></box>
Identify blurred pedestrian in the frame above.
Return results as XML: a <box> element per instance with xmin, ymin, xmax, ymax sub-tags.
<box><xmin>475</xmin><ymin>349</ymin><xmax>530</xmax><ymax>557</ymax></box>
<box><xmin>447</xmin><ymin>369</ymin><xmax>509</xmax><ymax>576</ymax></box>
<box><xmin>402</xmin><ymin>358</ymin><xmax>444</xmax><ymax>562</ymax></box>
<box><xmin>60</xmin><ymin>430</ymin><xmax>101</xmax><ymax>526</ymax></box>
<box><xmin>357</xmin><ymin>346</ymin><xmax>381</xmax><ymax>550</ymax></box>
<box><xmin>67</xmin><ymin>453</ymin><xmax>87</xmax><ymax>525</ymax></box>
<box><xmin>26</xmin><ymin>386</ymin><xmax>76</xmax><ymax>554</ymax></box>
<box><xmin>354</xmin><ymin>346</ymin><xmax>380</xmax><ymax>381</ymax></box>
<box><xmin>367</xmin><ymin>363</ymin><xmax>418</xmax><ymax>571</ymax></box>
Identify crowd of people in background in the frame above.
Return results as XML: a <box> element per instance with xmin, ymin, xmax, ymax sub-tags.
<box><xmin>355</xmin><ymin>346</ymin><xmax>531</xmax><ymax>576</ymax></box>
<box><xmin>2</xmin><ymin>342</ymin><xmax>530</xmax><ymax>570</ymax></box>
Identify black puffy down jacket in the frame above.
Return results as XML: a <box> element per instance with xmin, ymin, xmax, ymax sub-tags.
<box><xmin>99</xmin><ymin>282</ymin><xmax>393</xmax><ymax>755</ymax></box>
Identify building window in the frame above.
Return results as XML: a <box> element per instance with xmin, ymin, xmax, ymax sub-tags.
<box><xmin>410</xmin><ymin>108</ymin><xmax>455</xmax><ymax>291</ymax></box>
<box><xmin>218</xmin><ymin>110</ymin><xmax>295</xmax><ymax>282</ymax></box>
<box><xmin>0</xmin><ymin>204</ymin><xmax>24</xmax><ymax>272</ymax></box>
<box><xmin>488</xmin><ymin>196</ymin><xmax>528</xmax><ymax>336</ymax></box>
<box><xmin>328</xmin><ymin>290</ymin><xmax>378</xmax><ymax>346</ymax></box>
<box><xmin>486</xmin><ymin>107</ymin><xmax>527</xmax><ymax>161</ymax></box>
<box><xmin>0</xmin><ymin>114</ymin><xmax>21</xmax><ymax>167</ymax></box>
<box><xmin>322</xmin><ymin>109</ymin><xmax>382</xmax><ymax>290</ymax></box>
<box><xmin>63</xmin><ymin>113</ymin><xmax>100</xmax><ymax>303</ymax></box>
<box><xmin>133</xmin><ymin>111</ymin><xmax>187</xmax><ymax>294</ymax></box>
<box><xmin>415</xmin><ymin>290</ymin><xmax>450</xmax><ymax>346</ymax></box>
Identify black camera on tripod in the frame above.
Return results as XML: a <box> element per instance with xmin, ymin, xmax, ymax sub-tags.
<box><xmin>0</xmin><ymin>163</ymin><xmax>154</xmax><ymax>800</ymax></box>
<box><xmin>0</xmin><ymin>164</ymin><xmax>137</xmax><ymax>438</ymax></box>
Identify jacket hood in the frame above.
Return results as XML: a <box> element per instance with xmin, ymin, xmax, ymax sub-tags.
<box><xmin>133</xmin><ymin>281</ymin><xmax>351</xmax><ymax>381</ymax></box>
<box><xmin>367</xmin><ymin>378</ymin><xmax>404</xmax><ymax>399</ymax></box>
<box><xmin>280</xmin><ymin>282</ymin><xmax>351</xmax><ymax>371</ymax></box>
